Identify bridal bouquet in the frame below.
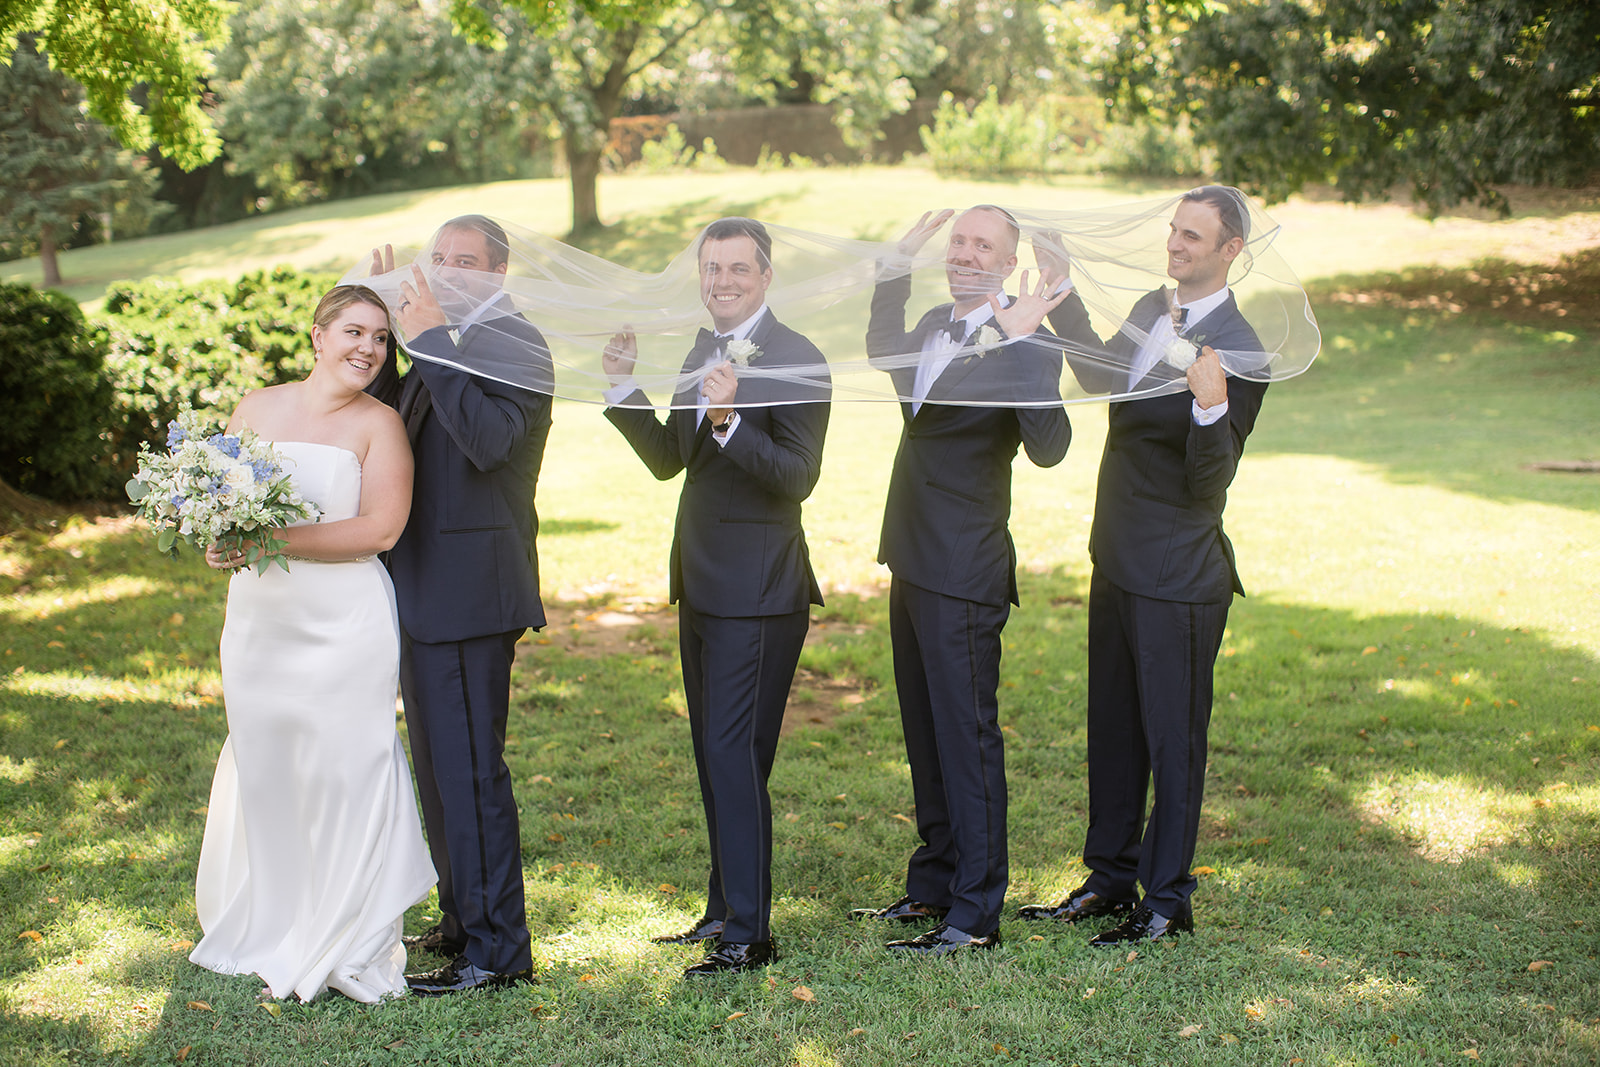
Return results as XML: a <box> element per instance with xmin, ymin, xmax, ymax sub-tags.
<box><xmin>125</xmin><ymin>411</ymin><xmax>320</xmax><ymax>573</ymax></box>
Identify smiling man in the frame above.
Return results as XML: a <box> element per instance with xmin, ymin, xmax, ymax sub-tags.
<box><xmin>601</xmin><ymin>217</ymin><xmax>830</xmax><ymax>977</ymax></box>
<box><xmin>854</xmin><ymin>205</ymin><xmax>1070</xmax><ymax>955</ymax></box>
<box><xmin>1010</xmin><ymin>185</ymin><xmax>1269</xmax><ymax>946</ymax></box>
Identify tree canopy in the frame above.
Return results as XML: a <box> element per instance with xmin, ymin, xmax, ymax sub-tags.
<box><xmin>1107</xmin><ymin>0</ymin><xmax>1600</xmax><ymax>213</ymax></box>
<box><xmin>1</xmin><ymin>0</ymin><xmax>230</xmax><ymax>169</ymax></box>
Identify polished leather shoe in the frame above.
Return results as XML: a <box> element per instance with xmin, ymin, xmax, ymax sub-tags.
<box><xmin>886</xmin><ymin>922</ymin><xmax>1001</xmax><ymax>955</ymax></box>
<box><xmin>848</xmin><ymin>895</ymin><xmax>949</xmax><ymax>924</ymax></box>
<box><xmin>650</xmin><ymin>917</ymin><xmax>725</xmax><ymax>945</ymax></box>
<box><xmin>402</xmin><ymin>923</ymin><xmax>467</xmax><ymax>957</ymax></box>
<box><xmin>1017</xmin><ymin>885</ymin><xmax>1137</xmax><ymax>924</ymax></box>
<box><xmin>683</xmin><ymin>938</ymin><xmax>778</xmax><ymax>977</ymax></box>
<box><xmin>1089</xmin><ymin>904</ymin><xmax>1194</xmax><ymax>946</ymax></box>
<box><xmin>405</xmin><ymin>954</ymin><xmax>533</xmax><ymax>996</ymax></box>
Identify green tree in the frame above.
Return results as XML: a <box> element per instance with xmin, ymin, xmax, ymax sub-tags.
<box><xmin>1</xmin><ymin>0</ymin><xmax>229</xmax><ymax>169</ymax></box>
<box><xmin>216</xmin><ymin>0</ymin><xmax>547</xmax><ymax>209</ymax></box>
<box><xmin>0</xmin><ymin>38</ymin><xmax>165</xmax><ymax>286</ymax></box>
<box><xmin>1105</xmin><ymin>0</ymin><xmax>1600</xmax><ymax>213</ymax></box>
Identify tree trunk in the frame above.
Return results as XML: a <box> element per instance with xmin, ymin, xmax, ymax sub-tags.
<box><xmin>564</xmin><ymin>131</ymin><xmax>603</xmax><ymax>238</ymax></box>
<box><xmin>39</xmin><ymin>226</ymin><xmax>61</xmax><ymax>288</ymax></box>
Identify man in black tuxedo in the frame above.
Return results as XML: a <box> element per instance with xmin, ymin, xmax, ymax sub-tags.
<box><xmin>366</xmin><ymin>216</ymin><xmax>552</xmax><ymax>994</ymax></box>
<box><xmin>601</xmin><ymin>218</ymin><xmax>830</xmax><ymax>977</ymax></box>
<box><xmin>853</xmin><ymin>205</ymin><xmax>1070</xmax><ymax>954</ymax></box>
<box><xmin>1010</xmin><ymin>186</ymin><xmax>1268</xmax><ymax>944</ymax></box>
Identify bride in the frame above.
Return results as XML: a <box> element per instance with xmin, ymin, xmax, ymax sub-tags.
<box><xmin>189</xmin><ymin>284</ymin><xmax>436</xmax><ymax>1003</ymax></box>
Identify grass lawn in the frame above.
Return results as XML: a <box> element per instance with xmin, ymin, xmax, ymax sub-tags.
<box><xmin>2</xmin><ymin>169</ymin><xmax>1598</xmax><ymax>1065</ymax></box>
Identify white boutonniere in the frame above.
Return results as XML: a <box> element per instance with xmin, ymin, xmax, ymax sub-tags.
<box><xmin>724</xmin><ymin>338</ymin><xmax>761</xmax><ymax>366</ymax></box>
<box><xmin>973</xmin><ymin>324</ymin><xmax>1003</xmax><ymax>355</ymax></box>
<box><xmin>1164</xmin><ymin>337</ymin><xmax>1198</xmax><ymax>371</ymax></box>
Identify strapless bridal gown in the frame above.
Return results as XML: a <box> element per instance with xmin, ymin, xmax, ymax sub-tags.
<box><xmin>190</xmin><ymin>441</ymin><xmax>435</xmax><ymax>1003</ymax></box>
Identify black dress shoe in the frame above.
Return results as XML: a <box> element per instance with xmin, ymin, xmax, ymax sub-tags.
<box><xmin>650</xmin><ymin>917</ymin><xmax>725</xmax><ymax>945</ymax></box>
<box><xmin>405</xmin><ymin>954</ymin><xmax>533</xmax><ymax>996</ymax></box>
<box><xmin>886</xmin><ymin>922</ymin><xmax>1001</xmax><ymax>955</ymax></box>
<box><xmin>848</xmin><ymin>895</ymin><xmax>950</xmax><ymax>923</ymax></box>
<box><xmin>1089</xmin><ymin>904</ymin><xmax>1194</xmax><ymax>946</ymax></box>
<box><xmin>402</xmin><ymin>923</ymin><xmax>467</xmax><ymax>957</ymax></box>
<box><xmin>1017</xmin><ymin>885</ymin><xmax>1137</xmax><ymax>924</ymax></box>
<box><xmin>682</xmin><ymin>938</ymin><xmax>778</xmax><ymax>977</ymax></box>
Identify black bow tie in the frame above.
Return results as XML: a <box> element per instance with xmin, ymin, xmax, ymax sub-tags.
<box><xmin>943</xmin><ymin>320</ymin><xmax>968</xmax><ymax>345</ymax></box>
<box><xmin>1176</xmin><ymin>306</ymin><xmax>1189</xmax><ymax>328</ymax></box>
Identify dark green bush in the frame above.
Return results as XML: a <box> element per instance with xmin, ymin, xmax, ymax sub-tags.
<box><xmin>0</xmin><ymin>282</ymin><xmax>116</xmax><ymax>500</ymax></box>
<box><xmin>101</xmin><ymin>267</ymin><xmax>339</xmax><ymax>476</ymax></box>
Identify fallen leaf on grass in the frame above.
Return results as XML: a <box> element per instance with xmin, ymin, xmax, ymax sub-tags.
<box><xmin>259</xmin><ymin>1003</ymin><xmax>281</xmax><ymax>1017</ymax></box>
<box><xmin>1178</xmin><ymin>1024</ymin><xmax>1203</xmax><ymax>1038</ymax></box>
<box><xmin>53</xmin><ymin>739</ymin><xmax>68</xmax><ymax>749</ymax></box>
<box><xmin>17</xmin><ymin>931</ymin><xmax>41</xmax><ymax>942</ymax></box>
<box><xmin>1218</xmin><ymin>1033</ymin><xmax>1238</xmax><ymax>1044</ymax></box>
<box><xmin>828</xmin><ymin>822</ymin><xmax>847</xmax><ymax>830</ymax></box>
<box><xmin>170</xmin><ymin>940</ymin><xmax>194</xmax><ymax>951</ymax></box>
<box><xmin>658</xmin><ymin>884</ymin><xmax>678</xmax><ymax>894</ymax></box>
<box><xmin>992</xmin><ymin>1044</ymin><xmax>1008</xmax><ymax>1054</ymax></box>
<box><xmin>175</xmin><ymin>1048</ymin><xmax>191</xmax><ymax>1063</ymax></box>
<box><xmin>1459</xmin><ymin>1051</ymin><xmax>1480</xmax><ymax>1061</ymax></box>
<box><xmin>384</xmin><ymin>1040</ymin><xmax>405</xmax><ymax>1050</ymax></box>
<box><xmin>578</xmin><ymin>974</ymin><xmax>595</xmax><ymax>982</ymax></box>
<box><xmin>1028</xmin><ymin>934</ymin><xmax>1044</xmax><ymax>941</ymax></box>
<box><xmin>1245</xmin><ymin>1006</ymin><xmax>1263</xmax><ymax>1020</ymax></box>
<box><xmin>185</xmin><ymin>1001</ymin><xmax>212</xmax><ymax>1012</ymax></box>
<box><xmin>1528</xmin><ymin>960</ymin><xmax>1555</xmax><ymax>972</ymax></box>
<box><xmin>1362</xmin><ymin>646</ymin><xmax>1378</xmax><ymax>655</ymax></box>
<box><xmin>726</xmin><ymin>1012</ymin><xmax>746</xmax><ymax>1020</ymax></box>
<box><xmin>792</xmin><ymin>986</ymin><xmax>815</xmax><ymax>1002</ymax></box>
<box><xmin>1125</xmin><ymin>950</ymin><xmax>1138</xmax><ymax>963</ymax></box>
<box><xmin>1192</xmin><ymin>866</ymin><xmax>1216</xmax><ymax>876</ymax></box>
<box><xmin>848</xmin><ymin>1028</ymin><xmax>865</xmax><ymax>1036</ymax></box>
<box><xmin>892</xmin><ymin>813</ymin><xmax>913</xmax><ymax>824</ymax></box>
<box><xmin>1081</xmin><ymin>988</ymin><xmax>1095</xmax><ymax>1000</ymax></box>
<box><xmin>546</xmin><ymin>833</ymin><xmax>564</xmax><ymax>843</ymax></box>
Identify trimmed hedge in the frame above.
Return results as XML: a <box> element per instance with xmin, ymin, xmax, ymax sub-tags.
<box><xmin>1</xmin><ymin>268</ymin><xmax>339</xmax><ymax>502</ymax></box>
<box><xmin>0</xmin><ymin>282</ymin><xmax>116</xmax><ymax>500</ymax></box>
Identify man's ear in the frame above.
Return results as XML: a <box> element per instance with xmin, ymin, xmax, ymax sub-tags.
<box><xmin>1220</xmin><ymin>236</ymin><xmax>1244</xmax><ymax>264</ymax></box>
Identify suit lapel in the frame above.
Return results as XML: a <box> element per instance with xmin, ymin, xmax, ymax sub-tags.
<box><xmin>680</xmin><ymin>328</ymin><xmax>717</xmax><ymax>466</ymax></box>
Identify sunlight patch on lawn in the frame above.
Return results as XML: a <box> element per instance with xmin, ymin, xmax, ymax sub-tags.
<box><xmin>0</xmin><ymin>575</ymin><xmax>164</xmax><ymax>621</ymax></box>
<box><xmin>0</xmin><ymin>755</ymin><xmax>38</xmax><ymax>784</ymax></box>
<box><xmin>1</xmin><ymin>670</ymin><xmax>214</xmax><ymax>706</ymax></box>
<box><xmin>1492</xmin><ymin>860</ymin><xmax>1542</xmax><ymax>888</ymax></box>
<box><xmin>1359</xmin><ymin>773</ymin><xmax>1518</xmax><ymax>860</ymax></box>
<box><xmin>45</xmin><ymin>517</ymin><xmax>142</xmax><ymax>550</ymax></box>
<box><xmin>791</xmin><ymin>1040</ymin><xmax>845</xmax><ymax>1067</ymax></box>
<box><xmin>0</xmin><ymin>902</ymin><xmax>183</xmax><ymax>1053</ymax></box>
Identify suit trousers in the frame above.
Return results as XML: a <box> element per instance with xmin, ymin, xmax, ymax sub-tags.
<box><xmin>679</xmin><ymin>603</ymin><xmax>809</xmax><ymax>944</ymax></box>
<box><xmin>400</xmin><ymin>628</ymin><xmax>532</xmax><ymax>974</ymax></box>
<box><xmin>1081</xmin><ymin>569</ymin><xmax>1229</xmax><ymax>917</ymax></box>
<box><xmin>889</xmin><ymin>578</ymin><xmax>1010</xmax><ymax>936</ymax></box>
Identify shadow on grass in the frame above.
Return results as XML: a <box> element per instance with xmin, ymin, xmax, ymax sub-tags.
<box><xmin>567</xmin><ymin>192</ymin><xmax>808</xmax><ymax>272</ymax></box>
<box><xmin>4</xmin><ymin>540</ymin><xmax>1598</xmax><ymax>1062</ymax></box>
<box><xmin>1253</xmin><ymin>296</ymin><xmax>1600</xmax><ymax>512</ymax></box>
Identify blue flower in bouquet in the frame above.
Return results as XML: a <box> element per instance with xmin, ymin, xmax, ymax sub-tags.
<box><xmin>208</xmin><ymin>433</ymin><xmax>243</xmax><ymax>459</ymax></box>
<box><xmin>249</xmin><ymin>457</ymin><xmax>280</xmax><ymax>482</ymax></box>
<box><xmin>167</xmin><ymin>421</ymin><xmax>188</xmax><ymax>449</ymax></box>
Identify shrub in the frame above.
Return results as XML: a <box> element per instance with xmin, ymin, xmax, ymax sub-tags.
<box><xmin>1097</xmin><ymin>115</ymin><xmax>1209</xmax><ymax>178</ymax></box>
<box><xmin>636</xmin><ymin>124</ymin><xmax>728</xmax><ymax>173</ymax></box>
<box><xmin>921</xmin><ymin>90</ymin><xmax>1100</xmax><ymax>177</ymax></box>
<box><xmin>99</xmin><ymin>268</ymin><xmax>339</xmax><ymax>478</ymax></box>
<box><xmin>0</xmin><ymin>282</ymin><xmax>116</xmax><ymax>500</ymax></box>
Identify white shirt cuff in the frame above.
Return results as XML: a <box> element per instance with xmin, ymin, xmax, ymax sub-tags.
<box><xmin>711</xmin><ymin>411</ymin><xmax>740</xmax><ymax>445</ymax></box>
<box><xmin>603</xmin><ymin>380</ymin><xmax>637</xmax><ymax>406</ymax></box>
<box><xmin>1192</xmin><ymin>398</ymin><xmax>1229</xmax><ymax>425</ymax></box>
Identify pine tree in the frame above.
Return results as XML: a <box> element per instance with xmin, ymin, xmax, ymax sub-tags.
<box><xmin>0</xmin><ymin>37</ymin><xmax>162</xmax><ymax>287</ymax></box>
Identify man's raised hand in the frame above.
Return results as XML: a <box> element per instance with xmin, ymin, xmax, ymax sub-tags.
<box><xmin>602</xmin><ymin>331</ymin><xmax>638</xmax><ymax>385</ymax></box>
<box><xmin>897</xmin><ymin>209</ymin><xmax>955</xmax><ymax>257</ymax></box>
<box><xmin>395</xmin><ymin>264</ymin><xmax>448</xmax><ymax>336</ymax></box>
<box><xmin>369</xmin><ymin>244</ymin><xmax>397</xmax><ymax>277</ymax></box>
<box><xmin>990</xmin><ymin>269</ymin><xmax>1071</xmax><ymax>339</ymax></box>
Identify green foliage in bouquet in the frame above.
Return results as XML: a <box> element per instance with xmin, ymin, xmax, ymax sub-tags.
<box><xmin>0</xmin><ymin>281</ymin><xmax>117</xmax><ymax>500</ymax></box>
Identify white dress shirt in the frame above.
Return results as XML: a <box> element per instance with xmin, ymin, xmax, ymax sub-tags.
<box><xmin>603</xmin><ymin>305</ymin><xmax>769</xmax><ymax>445</ymax></box>
<box><xmin>1127</xmin><ymin>286</ymin><xmax>1232</xmax><ymax>425</ymax></box>
<box><xmin>911</xmin><ymin>296</ymin><xmax>1010</xmax><ymax>416</ymax></box>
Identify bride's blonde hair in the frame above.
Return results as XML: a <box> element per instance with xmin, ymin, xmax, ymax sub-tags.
<box><xmin>312</xmin><ymin>285</ymin><xmax>390</xmax><ymax>333</ymax></box>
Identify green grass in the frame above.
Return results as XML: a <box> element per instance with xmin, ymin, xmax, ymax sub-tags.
<box><xmin>2</xmin><ymin>169</ymin><xmax>1599</xmax><ymax>1065</ymax></box>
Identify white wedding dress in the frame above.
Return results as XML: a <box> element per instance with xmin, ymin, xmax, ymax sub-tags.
<box><xmin>190</xmin><ymin>442</ymin><xmax>435</xmax><ymax>1003</ymax></box>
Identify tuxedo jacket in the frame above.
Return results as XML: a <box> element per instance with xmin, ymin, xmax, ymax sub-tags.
<box><xmin>1049</xmin><ymin>288</ymin><xmax>1266</xmax><ymax>603</ymax></box>
<box><xmin>867</xmin><ymin>274</ymin><xmax>1071</xmax><ymax>608</ymax></box>
<box><xmin>369</xmin><ymin>314</ymin><xmax>553</xmax><ymax>643</ymax></box>
<box><xmin>605</xmin><ymin>310</ymin><xmax>830</xmax><ymax>618</ymax></box>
